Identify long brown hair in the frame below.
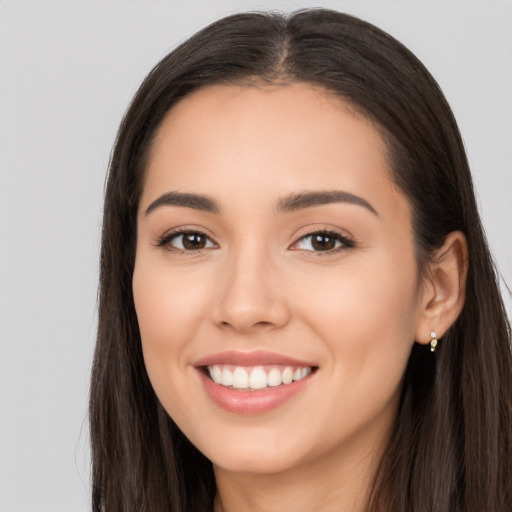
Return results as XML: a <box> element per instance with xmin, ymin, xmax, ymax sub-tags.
<box><xmin>90</xmin><ymin>9</ymin><xmax>512</xmax><ymax>511</ymax></box>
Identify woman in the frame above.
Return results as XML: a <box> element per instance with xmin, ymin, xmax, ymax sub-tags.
<box><xmin>89</xmin><ymin>9</ymin><xmax>512</xmax><ymax>512</ymax></box>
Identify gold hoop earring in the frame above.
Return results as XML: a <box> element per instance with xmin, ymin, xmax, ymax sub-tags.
<box><xmin>430</xmin><ymin>331</ymin><xmax>438</xmax><ymax>352</ymax></box>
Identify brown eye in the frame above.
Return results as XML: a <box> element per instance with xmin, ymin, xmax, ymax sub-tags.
<box><xmin>311</xmin><ymin>234</ymin><xmax>337</xmax><ymax>251</ymax></box>
<box><xmin>159</xmin><ymin>230</ymin><xmax>216</xmax><ymax>251</ymax></box>
<box><xmin>181</xmin><ymin>232</ymin><xmax>208</xmax><ymax>250</ymax></box>
<box><xmin>292</xmin><ymin>230</ymin><xmax>354</xmax><ymax>253</ymax></box>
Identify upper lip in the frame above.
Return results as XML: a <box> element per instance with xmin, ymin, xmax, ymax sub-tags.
<box><xmin>194</xmin><ymin>350</ymin><xmax>316</xmax><ymax>368</ymax></box>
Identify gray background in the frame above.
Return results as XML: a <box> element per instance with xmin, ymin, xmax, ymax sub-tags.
<box><xmin>1</xmin><ymin>1</ymin><xmax>510</xmax><ymax>511</ymax></box>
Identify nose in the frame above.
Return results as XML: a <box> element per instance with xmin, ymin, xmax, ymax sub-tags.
<box><xmin>211</xmin><ymin>247</ymin><xmax>291</xmax><ymax>334</ymax></box>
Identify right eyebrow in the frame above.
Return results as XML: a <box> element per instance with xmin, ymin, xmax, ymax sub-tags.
<box><xmin>276</xmin><ymin>190</ymin><xmax>379</xmax><ymax>216</ymax></box>
<box><xmin>144</xmin><ymin>191</ymin><xmax>220</xmax><ymax>216</ymax></box>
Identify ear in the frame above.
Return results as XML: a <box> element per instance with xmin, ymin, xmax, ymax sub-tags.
<box><xmin>415</xmin><ymin>231</ymin><xmax>469</xmax><ymax>345</ymax></box>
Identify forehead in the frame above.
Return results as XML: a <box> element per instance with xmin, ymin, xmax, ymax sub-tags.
<box><xmin>142</xmin><ymin>82</ymin><xmax>404</xmax><ymax>220</ymax></box>
<box><xmin>150</xmin><ymin>83</ymin><xmax>383</xmax><ymax>163</ymax></box>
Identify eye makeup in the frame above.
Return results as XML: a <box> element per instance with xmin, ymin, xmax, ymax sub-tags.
<box><xmin>154</xmin><ymin>224</ymin><xmax>356</xmax><ymax>257</ymax></box>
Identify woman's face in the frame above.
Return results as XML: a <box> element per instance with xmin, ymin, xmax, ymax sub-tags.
<box><xmin>133</xmin><ymin>83</ymin><xmax>427</xmax><ymax>475</ymax></box>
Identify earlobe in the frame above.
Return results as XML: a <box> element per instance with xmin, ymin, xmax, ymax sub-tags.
<box><xmin>415</xmin><ymin>231</ymin><xmax>469</xmax><ymax>346</ymax></box>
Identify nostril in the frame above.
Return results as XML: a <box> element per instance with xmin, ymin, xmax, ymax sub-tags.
<box><xmin>218</xmin><ymin>319</ymin><xmax>275</xmax><ymax>330</ymax></box>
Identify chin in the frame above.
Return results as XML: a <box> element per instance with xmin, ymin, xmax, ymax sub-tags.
<box><xmin>188</xmin><ymin>421</ymin><xmax>319</xmax><ymax>476</ymax></box>
<box><xmin>209</xmin><ymin>448</ymin><xmax>305</xmax><ymax>476</ymax></box>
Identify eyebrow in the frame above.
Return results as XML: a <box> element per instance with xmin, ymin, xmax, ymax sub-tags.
<box><xmin>145</xmin><ymin>191</ymin><xmax>220</xmax><ymax>216</ymax></box>
<box><xmin>276</xmin><ymin>190</ymin><xmax>378</xmax><ymax>216</ymax></box>
<box><xmin>144</xmin><ymin>189</ymin><xmax>378</xmax><ymax>217</ymax></box>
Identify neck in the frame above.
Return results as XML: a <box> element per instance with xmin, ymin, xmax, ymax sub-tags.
<box><xmin>213</xmin><ymin>425</ymin><xmax>389</xmax><ymax>512</ymax></box>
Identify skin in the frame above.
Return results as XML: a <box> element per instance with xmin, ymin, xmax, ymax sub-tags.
<box><xmin>132</xmin><ymin>83</ymin><xmax>468</xmax><ymax>512</ymax></box>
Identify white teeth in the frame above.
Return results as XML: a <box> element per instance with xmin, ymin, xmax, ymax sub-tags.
<box><xmin>249</xmin><ymin>367</ymin><xmax>267</xmax><ymax>389</ymax></box>
<box><xmin>208</xmin><ymin>364</ymin><xmax>314</xmax><ymax>390</ymax></box>
<box><xmin>221</xmin><ymin>367</ymin><xmax>233</xmax><ymax>386</ymax></box>
<box><xmin>281</xmin><ymin>367</ymin><xmax>294</xmax><ymax>385</ymax></box>
<box><xmin>210</xmin><ymin>365</ymin><xmax>223</xmax><ymax>384</ymax></box>
<box><xmin>267</xmin><ymin>368</ymin><xmax>282</xmax><ymax>387</ymax></box>
<box><xmin>232</xmin><ymin>367</ymin><xmax>249</xmax><ymax>389</ymax></box>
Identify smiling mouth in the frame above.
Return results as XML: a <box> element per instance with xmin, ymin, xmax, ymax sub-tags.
<box><xmin>204</xmin><ymin>364</ymin><xmax>317</xmax><ymax>391</ymax></box>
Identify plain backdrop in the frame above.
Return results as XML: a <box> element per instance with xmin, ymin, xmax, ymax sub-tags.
<box><xmin>0</xmin><ymin>1</ymin><xmax>510</xmax><ymax>511</ymax></box>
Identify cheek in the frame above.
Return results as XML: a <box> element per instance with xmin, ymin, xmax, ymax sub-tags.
<box><xmin>292</xmin><ymin>250</ymin><xmax>420</xmax><ymax>406</ymax></box>
<box><xmin>298</xmin><ymin>254</ymin><xmax>419</xmax><ymax>336</ymax></box>
<box><xmin>133</xmin><ymin>258</ymin><xmax>209</xmax><ymax>342</ymax></box>
<box><xmin>132</xmin><ymin>259</ymin><xmax>210</xmax><ymax>403</ymax></box>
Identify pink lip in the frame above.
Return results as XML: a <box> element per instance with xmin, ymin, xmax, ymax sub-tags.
<box><xmin>197</xmin><ymin>370</ymin><xmax>314</xmax><ymax>414</ymax></box>
<box><xmin>194</xmin><ymin>350</ymin><xmax>317</xmax><ymax>415</ymax></box>
<box><xmin>194</xmin><ymin>350</ymin><xmax>315</xmax><ymax>368</ymax></box>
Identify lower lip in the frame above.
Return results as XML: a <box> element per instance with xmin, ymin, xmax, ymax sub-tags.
<box><xmin>197</xmin><ymin>370</ymin><xmax>314</xmax><ymax>414</ymax></box>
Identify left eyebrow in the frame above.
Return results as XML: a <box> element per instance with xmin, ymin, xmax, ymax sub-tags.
<box><xmin>276</xmin><ymin>190</ymin><xmax>379</xmax><ymax>216</ymax></box>
<box><xmin>144</xmin><ymin>191</ymin><xmax>220</xmax><ymax>216</ymax></box>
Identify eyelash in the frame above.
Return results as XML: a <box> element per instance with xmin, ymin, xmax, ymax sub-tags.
<box><xmin>156</xmin><ymin>228</ymin><xmax>218</xmax><ymax>254</ymax></box>
<box><xmin>291</xmin><ymin>228</ymin><xmax>355</xmax><ymax>256</ymax></box>
<box><xmin>156</xmin><ymin>228</ymin><xmax>355</xmax><ymax>255</ymax></box>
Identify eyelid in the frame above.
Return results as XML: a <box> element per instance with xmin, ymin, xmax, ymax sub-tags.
<box><xmin>155</xmin><ymin>226</ymin><xmax>219</xmax><ymax>252</ymax></box>
<box><xmin>289</xmin><ymin>226</ymin><xmax>355</xmax><ymax>253</ymax></box>
<box><xmin>154</xmin><ymin>224</ymin><xmax>355</xmax><ymax>255</ymax></box>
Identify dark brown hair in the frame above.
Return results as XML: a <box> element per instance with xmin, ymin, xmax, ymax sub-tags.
<box><xmin>90</xmin><ymin>9</ymin><xmax>512</xmax><ymax>511</ymax></box>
